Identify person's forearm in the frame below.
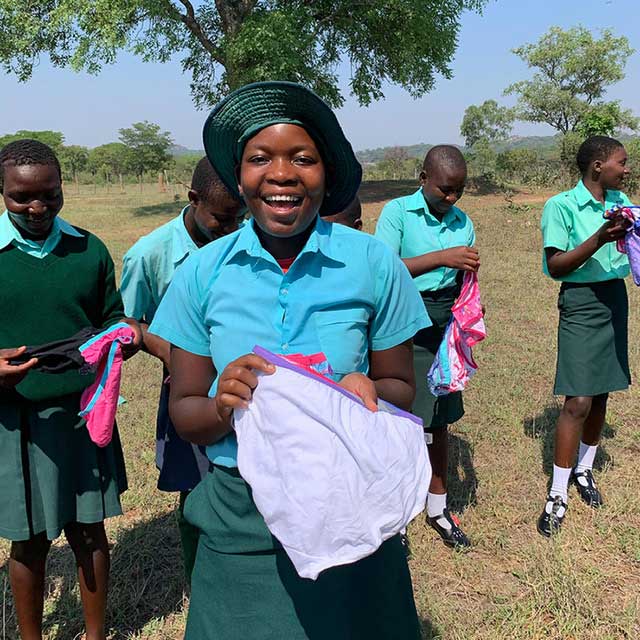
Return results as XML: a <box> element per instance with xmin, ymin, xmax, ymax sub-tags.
<box><xmin>140</xmin><ymin>323</ymin><xmax>171</xmax><ymax>367</ymax></box>
<box><xmin>374</xmin><ymin>378</ymin><xmax>415</xmax><ymax>411</ymax></box>
<box><xmin>169</xmin><ymin>395</ymin><xmax>233</xmax><ymax>446</ymax></box>
<box><xmin>547</xmin><ymin>232</ymin><xmax>602</xmax><ymax>278</ymax></box>
<box><xmin>402</xmin><ymin>251</ymin><xmax>448</xmax><ymax>278</ymax></box>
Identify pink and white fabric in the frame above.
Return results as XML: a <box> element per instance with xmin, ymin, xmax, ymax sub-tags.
<box><xmin>233</xmin><ymin>346</ymin><xmax>431</xmax><ymax>580</ymax></box>
<box><xmin>428</xmin><ymin>271</ymin><xmax>487</xmax><ymax>396</ymax></box>
<box><xmin>604</xmin><ymin>204</ymin><xmax>640</xmax><ymax>285</ymax></box>
<box><xmin>78</xmin><ymin>322</ymin><xmax>135</xmax><ymax>447</ymax></box>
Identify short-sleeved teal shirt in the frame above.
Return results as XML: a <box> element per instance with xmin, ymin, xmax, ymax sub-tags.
<box><xmin>120</xmin><ymin>208</ymin><xmax>198</xmax><ymax>322</ymax></box>
<box><xmin>149</xmin><ymin>216</ymin><xmax>430</xmax><ymax>467</ymax></box>
<box><xmin>541</xmin><ymin>180</ymin><xmax>632</xmax><ymax>283</ymax></box>
<box><xmin>374</xmin><ymin>189</ymin><xmax>475</xmax><ymax>292</ymax></box>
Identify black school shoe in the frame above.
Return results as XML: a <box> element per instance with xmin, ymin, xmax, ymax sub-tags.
<box><xmin>427</xmin><ymin>508</ymin><xmax>471</xmax><ymax>549</ymax></box>
<box><xmin>571</xmin><ymin>469</ymin><xmax>603</xmax><ymax>508</ymax></box>
<box><xmin>537</xmin><ymin>494</ymin><xmax>568</xmax><ymax>538</ymax></box>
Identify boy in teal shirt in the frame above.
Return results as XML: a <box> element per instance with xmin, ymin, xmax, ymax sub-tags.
<box><xmin>376</xmin><ymin>145</ymin><xmax>479</xmax><ymax>549</ymax></box>
<box><xmin>120</xmin><ymin>157</ymin><xmax>243</xmax><ymax>579</ymax></box>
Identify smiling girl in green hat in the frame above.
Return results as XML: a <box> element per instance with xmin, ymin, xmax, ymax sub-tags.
<box><xmin>149</xmin><ymin>81</ymin><xmax>429</xmax><ymax>639</ymax></box>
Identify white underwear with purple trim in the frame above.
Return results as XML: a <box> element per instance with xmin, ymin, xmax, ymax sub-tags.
<box><xmin>233</xmin><ymin>346</ymin><xmax>431</xmax><ymax>580</ymax></box>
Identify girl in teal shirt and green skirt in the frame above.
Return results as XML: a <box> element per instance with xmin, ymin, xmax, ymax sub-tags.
<box><xmin>538</xmin><ymin>135</ymin><xmax>632</xmax><ymax>537</ymax></box>
<box><xmin>150</xmin><ymin>81</ymin><xmax>429</xmax><ymax>639</ymax></box>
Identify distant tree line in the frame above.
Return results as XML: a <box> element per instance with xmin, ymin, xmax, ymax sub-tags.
<box><xmin>0</xmin><ymin>122</ymin><xmax>200</xmax><ymax>193</ymax></box>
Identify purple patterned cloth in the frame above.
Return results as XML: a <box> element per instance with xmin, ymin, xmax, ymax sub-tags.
<box><xmin>604</xmin><ymin>204</ymin><xmax>640</xmax><ymax>285</ymax></box>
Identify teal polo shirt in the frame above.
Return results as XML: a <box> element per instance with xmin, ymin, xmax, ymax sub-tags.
<box><xmin>149</xmin><ymin>216</ymin><xmax>430</xmax><ymax>467</ymax></box>
<box><xmin>541</xmin><ymin>180</ymin><xmax>632</xmax><ymax>283</ymax></box>
<box><xmin>374</xmin><ymin>189</ymin><xmax>475</xmax><ymax>292</ymax></box>
<box><xmin>121</xmin><ymin>207</ymin><xmax>198</xmax><ymax>322</ymax></box>
<box><xmin>0</xmin><ymin>211</ymin><xmax>83</xmax><ymax>258</ymax></box>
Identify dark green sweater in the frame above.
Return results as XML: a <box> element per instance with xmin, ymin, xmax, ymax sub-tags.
<box><xmin>0</xmin><ymin>228</ymin><xmax>124</xmax><ymax>402</ymax></box>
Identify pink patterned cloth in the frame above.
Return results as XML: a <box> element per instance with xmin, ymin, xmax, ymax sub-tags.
<box><xmin>78</xmin><ymin>322</ymin><xmax>135</xmax><ymax>447</ymax></box>
<box><xmin>604</xmin><ymin>204</ymin><xmax>640</xmax><ymax>285</ymax></box>
<box><xmin>427</xmin><ymin>272</ymin><xmax>487</xmax><ymax>396</ymax></box>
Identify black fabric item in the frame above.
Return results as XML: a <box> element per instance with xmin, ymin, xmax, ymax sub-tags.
<box><xmin>10</xmin><ymin>327</ymin><xmax>100</xmax><ymax>373</ymax></box>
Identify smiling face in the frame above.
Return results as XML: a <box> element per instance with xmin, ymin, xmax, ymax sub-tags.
<box><xmin>420</xmin><ymin>163</ymin><xmax>467</xmax><ymax>218</ymax></box>
<box><xmin>238</xmin><ymin>123</ymin><xmax>326</xmax><ymax>238</ymax></box>
<box><xmin>597</xmin><ymin>146</ymin><xmax>630</xmax><ymax>191</ymax></box>
<box><xmin>1</xmin><ymin>163</ymin><xmax>63</xmax><ymax>239</ymax></box>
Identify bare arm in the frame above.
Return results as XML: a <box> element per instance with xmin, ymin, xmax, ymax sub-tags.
<box><xmin>545</xmin><ymin>218</ymin><xmax>629</xmax><ymax>278</ymax></box>
<box><xmin>339</xmin><ymin>340</ymin><xmax>416</xmax><ymax>412</ymax></box>
<box><xmin>402</xmin><ymin>246</ymin><xmax>479</xmax><ymax>279</ymax></box>
<box><xmin>140</xmin><ymin>322</ymin><xmax>171</xmax><ymax>368</ymax></box>
<box><xmin>168</xmin><ymin>347</ymin><xmax>274</xmax><ymax>446</ymax></box>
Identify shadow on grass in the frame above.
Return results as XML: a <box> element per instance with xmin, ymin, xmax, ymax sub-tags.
<box><xmin>358</xmin><ymin>180</ymin><xmax>418</xmax><ymax>203</ymax></box>
<box><xmin>523</xmin><ymin>403</ymin><xmax>614</xmax><ymax>477</ymax></box>
<box><xmin>0</xmin><ymin>512</ymin><xmax>186</xmax><ymax>640</ymax></box>
<box><xmin>421</xmin><ymin>617</ymin><xmax>444</xmax><ymax>639</ymax></box>
<box><xmin>133</xmin><ymin>200</ymin><xmax>185</xmax><ymax>217</ymax></box>
<box><xmin>447</xmin><ymin>432</ymin><xmax>478</xmax><ymax>514</ymax></box>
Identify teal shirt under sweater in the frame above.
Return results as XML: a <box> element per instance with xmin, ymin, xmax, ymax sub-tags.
<box><xmin>0</xmin><ymin>227</ymin><xmax>125</xmax><ymax>402</ymax></box>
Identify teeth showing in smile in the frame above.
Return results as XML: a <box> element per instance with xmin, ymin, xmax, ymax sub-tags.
<box><xmin>264</xmin><ymin>195</ymin><xmax>302</xmax><ymax>203</ymax></box>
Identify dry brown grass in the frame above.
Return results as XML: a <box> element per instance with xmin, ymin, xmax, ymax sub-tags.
<box><xmin>0</xmin><ymin>180</ymin><xmax>639</xmax><ymax>639</ymax></box>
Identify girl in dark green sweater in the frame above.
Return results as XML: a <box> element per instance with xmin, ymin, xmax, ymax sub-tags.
<box><xmin>0</xmin><ymin>139</ymin><xmax>141</xmax><ymax>640</ymax></box>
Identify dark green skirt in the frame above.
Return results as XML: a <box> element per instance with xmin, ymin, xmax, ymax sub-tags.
<box><xmin>413</xmin><ymin>285</ymin><xmax>464</xmax><ymax>430</ymax></box>
<box><xmin>555</xmin><ymin>279</ymin><xmax>630</xmax><ymax>396</ymax></box>
<box><xmin>184</xmin><ymin>465</ymin><xmax>421</xmax><ymax>640</ymax></box>
<box><xmin>0</xmin><ymin>393</ymin><xmax>127</xmax><ymax>541</ymax></box>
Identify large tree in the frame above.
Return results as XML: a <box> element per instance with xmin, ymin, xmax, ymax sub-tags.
<box><xmin>0</xmin><ymin>0</ymin><xmax>487</xmax><ymax>108</ymax></box>
<box><xmin>505</xmin><ymin>26</ymin><xmax>636</xmax><ymax>134</ymax></box>
<box><xmin>119</xmin><ymin>121</ymin><xmax>173</xmax><ymax>185</ymax></box>
<box><xmin>460</xmin><ymin>99</ymin><xmax>514</xmax><ymax>148</ymax></box>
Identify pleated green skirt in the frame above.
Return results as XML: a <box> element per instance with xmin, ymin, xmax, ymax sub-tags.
<box><xmin>184</xmin><ymin>465</ymin><xmax>421</xmax><ymax>640</ymax></box>
<box><xmin>554</xmin><ymin>279</ymin><xmax>630</xmax><ymax>397</ymax></box>
<box><xmin>0</xmin><ymin>393</ymin><xmax>127</xmax><ymax>541</ymax></box>
<box><xmin>413</xmin><ymin>285</ymin><xmax>464</xmax><ymax>430</ymax></box>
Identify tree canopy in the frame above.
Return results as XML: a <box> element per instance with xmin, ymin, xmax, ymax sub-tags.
<box><xmin>505</xmin><ymin>26</ymin><xmax>636</xmax><ymax>135</ymax></box>
<box><xmin>0</xmin><ymin>130</ymin><xmax>65</xmax><ymax>152</ymax></box>
<box><xmin>0</xmin><ymin>0</ymin><xmax>487</xmax><ymax>108</ymax></box>
<box><xmin>119</xmin><ymin>121</ymin><xmax>173</xmax><ymax>179</ymax></box>
<box><xmin>460</xmin><ymin>100</ymin><xmax>514</xmax><ymax>148</ymax></box>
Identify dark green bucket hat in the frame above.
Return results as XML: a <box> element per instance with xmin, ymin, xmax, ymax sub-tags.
<box><xmin>202</xmin><ymin>81</ymin><xmax>362</xmax><ymax>216</ymax></box>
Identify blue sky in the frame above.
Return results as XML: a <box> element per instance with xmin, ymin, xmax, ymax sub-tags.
<box><xmin>1</xmin><ymin>0</ymin><xmax>639</xmax><ymax>151</ymax></box>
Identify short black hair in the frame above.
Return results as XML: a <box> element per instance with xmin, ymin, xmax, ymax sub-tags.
<box><xmin>334</xmin><ymin>196</ymin><xmax>362</xmax><ymax>224</ymax></box>
<box><xmin>423</xmin><ymin>145</ymin><xmax>467</xmax><ymax>174</ymax></box>
<box><xmin>0</xmin><ymin>139</ymin><xmax>62</xmax><ymax>192</ymax></box>
<box><xmin>191</xmin><ymin>156</ymin><xmax>239</xmax><ymax>203</ymax></box>
<box><xmin>576</xmin><ymin>136</ymin><xmax>624</xmax><ymax>175</ymax></box>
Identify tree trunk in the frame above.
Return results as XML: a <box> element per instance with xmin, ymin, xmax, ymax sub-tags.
<box><xmin>139</xmin><ymin>174</ymin><xmax>143</xmax><ymax>193</ymax></box>
<box><xmin>74</xmin><ymin>171</ymin><xmax>79</xmax><ymax>194</ymax></box>
<box><xmin>119</xmin><ymin>174</ymin><xmax>124</xmax><ymax>193</ymax></box>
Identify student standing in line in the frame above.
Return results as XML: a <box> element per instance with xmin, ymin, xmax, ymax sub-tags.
<box><xmin>120</xmin><ymin>157</ymin><xmax>244</xmax><ymax>580</ymax></box>
<box><xmin>149</xmin><ymin>81</ymin><xmax>429</xmax><ymax>639</ymax></box>
<box><xmin>537</xmin><ymin>136</ymin><xmax>632</xmax><ymax>537</ymax></box>
<box><xmin>0</xmin><ymin>139</ymin><xmax>141</xmax><ymax>640</ymax></box>
<box><xmin>375</xmin><ymin>145</ymin><xmax>478</xmax><ymax>549</ymax></box>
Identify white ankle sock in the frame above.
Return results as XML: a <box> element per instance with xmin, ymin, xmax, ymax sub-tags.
<box><xmin>575</xmin><ymin>441</ymin><xmax>598</xmax><ymax>474</ymax></box>
<box><xmin>427</xmin><ymin>491</ymin><xmax>448</xmax><ymax>518</ymax></box>
<box><xmin>550</xmin><ymin>465</ymin><xmax>572</xmax><ymax>503</ymax></box>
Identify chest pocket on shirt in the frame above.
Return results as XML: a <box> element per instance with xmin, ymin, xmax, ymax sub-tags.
<box><xmin>314</xmin><ymin>308</ymin><xmax>370</xmax><ymax>376</ymax></box>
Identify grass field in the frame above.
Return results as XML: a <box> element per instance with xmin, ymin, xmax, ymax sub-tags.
<box><xmin>1</xmin><ymin>181</ymin><xmax>639</xmax><ymax>639</ymax></box>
